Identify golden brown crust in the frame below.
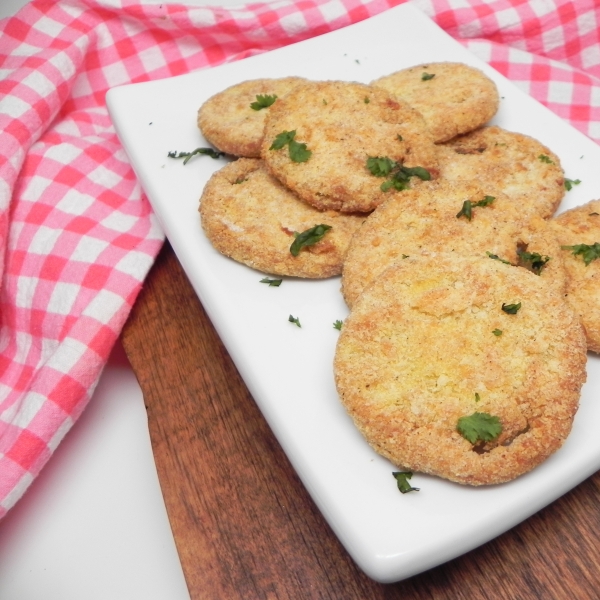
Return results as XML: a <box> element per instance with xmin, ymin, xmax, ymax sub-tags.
<box><xmin>372</xmin><ymin>62</ymin><xmax>499</xmax><ymax>143</ymax></box>
<box><xmin>436</xmin><ymin>126</ymin><xmax>565</xmax><ymax>219</ymax></box>
<box><xmin>199</xmin><ymin>158</ymin><xmax>366</xmax><ymax>278</ymax></box>
<box><xmin>261</xmin><ymin>80</ymin><xmax>439</xmax><ymax>213</ymax></box>
<box><xmin>334</xmin><ymin>253</ymin><xmax>587</xmax><ymax>485</ymax></box>
<box><xmin>341</xmin><ymin>180</ymin><xmax>531</xmax><ymax>308</ymax></box>
<box><xmin>198</xmin><ymin>77</ymin><xmax>307</xmax><ymax>157</ymax></box>
<box><xmin>550</xmin><ymin>199</ymin><xmax>600</xmax><ymax>353</ymax></box>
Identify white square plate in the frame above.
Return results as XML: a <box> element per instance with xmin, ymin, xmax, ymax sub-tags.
<box><xmin>107</xmin><ymin>3</ymin><xmax>600</xmax><ymax>583</ymax></box>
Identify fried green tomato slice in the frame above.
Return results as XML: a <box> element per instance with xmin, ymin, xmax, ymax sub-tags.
<box><xmin>199</xmin><ymin>158</ymin><xmax>366</xmax><ymax>278</ymax></box>
<box><xmin>334</xmin><ymin>252</ymin><xmax>586</xmax><ymax>485</ymax></box>
<box><xmin>372</xmin><ymin>62</ymin><xmax>500</xmax><ymax>143</ymax></box>
<box><xmin>198</xmin><ymin>77</ymin><xmax>307</xmax><ymax>157</ymax></box>
<box><xmin>261</xmin><ymin>80</ymin><xmax>439</xmax><ymax>214</ymax></box>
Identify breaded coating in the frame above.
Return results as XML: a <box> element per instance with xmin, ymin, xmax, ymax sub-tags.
<box><xmin>199</xmin><ymin>158</ymin><xmax>366</xmax><ymax>278</ymax></box>
<box><xmin>334</xmin><ymin>253</ymin><xmax>587</xmax><ymax>486</ymax></box>
<box><xmin>372</xmin><ymin>62</ymin><xmax>499</xmax><ymax>143</ymax></box>
<box><xmin>436</xmin><ymin>126</ymin><xmax>565</xmax><ymax>219</ymax></box>
<box><xmin>261</xmin><ymin>80</ymin><xmax>439</xmax><ymax>213</ymax></box>
<box><xmin>198</xmin><ymin>77</ymin><xmax>307</xmax><ymax>157</ymax></box>
<box><xmin>341</xmin><ymin>180</ymin><xmax>531</xmax><ymax>308</ymax></box>
<box><xmin>550</xmin><ymin>199</ymin><xmax>600</xmax><ymax>353</ymax></box>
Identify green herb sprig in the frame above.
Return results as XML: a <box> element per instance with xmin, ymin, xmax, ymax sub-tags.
<box><xmin>250</xmin><ymin>94</ymin><xmax>277</xmax><ymax>110</ymax></box>
<box><xmin>392</xmin><ymin>471</ymin><xmax>419</xmax><ymax>493</ymax></box>
<box><xmin>167</xmin><ymin>147</ymin><xmax>224</xmax><ymax>164</ymax></box>
<box><xmin>457</xmin><ymin>412</ymin><xmax>502</xmax><ymax>445</ymax></box>
<box><xmin>366</xmin><ymin>156</ymin><xmax>430</xmax><ymax>192</ymax></box>
<box><xmin>456</xmin><ymin>196</ymin><xmax>495</xmax><ymax>221</ymax></box>
<box><xmin>562</xmin><ymin>242</ymin><xmax>600</xmax><ymax>265</ymax></box>
<box><xmin>270</xmin><ymin>130</ymin><xmax>312</xmax><ymax>163</ymax></box>
<box><xmin>290</xmin><ymin>224</ymin><xmax>332</xmax><ymax>256</ymax></box>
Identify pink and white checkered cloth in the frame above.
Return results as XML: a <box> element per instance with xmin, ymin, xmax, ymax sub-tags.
<box><xmin>1</xmin><ymin>0</ymin><xmax>599</xmax><ymax>518</ymax></box>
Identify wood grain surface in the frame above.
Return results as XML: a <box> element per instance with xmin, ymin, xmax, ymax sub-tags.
<box><xmin>121</xmin><ymin>241</ymin><xmax>600</xmax><ymax>600</ymax></box>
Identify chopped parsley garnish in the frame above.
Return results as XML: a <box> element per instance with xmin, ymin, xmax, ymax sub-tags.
<box><xmin>457</xmin><ymin>412</ymin><xmax>502</xmax><ymax>445</ymax></box>
<box><xmin>366</xmin><ymin>156</ymin><xmax>430</xmax><ymax>191</ymax></box>
<box><xmin>502</xmin><ymin>302</ymin><xmax>521</xmax><ymax>314</ymax></box>
<box><xmin>260</xmin><ymin>277</ymin><xmax>282</xmax><ymax>287</ymax></box>
<box><xmin>538</xmin><ymin>154</ymin><xmax>554</xmax><ymax>164</ymax></box>
<box><xmin>456</xmin><ymin>195</ymin><xmax>495</xmax><ymax>220</ymax></box>
<box><xmin>518</xmin><ymin>250</ymin><xmax>550</xmax><ymax>275</ymax></box>
<box><xmin>492</xmin><ymin>328</ymin><xmax>503</xmax><ymax>336</ymax></box>
<box><xmin>561</xmin><ymin>242</ymin><xmax>600</xmax><ymax>265</ymax></box>
<box><xmin>421</xmin><ymin>72</ymin><xmax>435</xmax><ymax>81</ymax></box>
<box><xmin>269</xmin><ymin>130</ymin><xmax>312</xmax><ymax>163</ymax></box>
<box><xmin>250</xmin><ymin>94</ymin><xmax>277</xmax><ymax>110</ymax></box>
<box><xmin>290</xmin><ymin>224</ymin><xmax>332</xmax><ymax>256</ymax></box>
<box><xmin>564</xmin><ymin>178</ymin><xmax>581</xmax><ymax>191</ymax></box>
<box><xmin>486</xmin><ymin>251</ymin><xmax>512</xmax><ymax>265</ymax></box>
<box><xmin>392</xmin><ymin>471</ymin><xmax>419</xmax><ymax>493</ymax></box>
<box><xmin>474</xmin><ymin>393</ymin><xmax>481</xmax><ymax>402</ymax></box>
<box><xmin>288</xmin><ymin>315</ymin><xmax>301</xmax><ymax>327</ymax></box>
<box><xmin>364</xmin><ymin>97</ymin><xmax>370</xmax><ymax>103</ymax></box>
<box><xmin>333</xmin><ymin>320</ymin><xmax>343</xmax><ymax>330</ymax></box>
<box><xmin>167</xmin><ymin>147</ymin><xmax>224</xmax><ymax>164</ymax></box>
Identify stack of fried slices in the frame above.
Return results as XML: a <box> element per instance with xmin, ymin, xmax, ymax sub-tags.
<box><xmin>197</xmin><ymin>63</ymin><xmax>599</xmax><ymax>485</ymax></box>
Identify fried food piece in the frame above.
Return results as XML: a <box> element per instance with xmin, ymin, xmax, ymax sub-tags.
<box><xmin>198</xmin><ymin>77</ymin><xmax>307</xmax><ymax>157</ymax></box>
<box><xmin>342</xmin><ymin>180</ymin><xmax>532</xmax><ymax>308</ymax></box>
<box><xmin>334</xmin><ymin>253</ymin><xmax>587</xmax><ymax>486</ymax></box>
<box><xmin>550</xmin><ymin>199</ymin><xmax>600</xmax><ymax>352</ymax></box>
<box><xmin>436</xmin><ymin>126</ymin><xmax>565</xmax><ymax>219</ymax></box>
<box><xmin>261</xmin><ymin>80</ymin><xmax>438</xmax><ymax>213</ymax></box>
<box><xmin>199</xmin><ymin>158</ymin><xmax>366</xmax><ymax>278</ymax></box>
<box><xmin>372</xmin><ymin>62</ymin><xmax>499</xmax><ymax>143</ymax></box>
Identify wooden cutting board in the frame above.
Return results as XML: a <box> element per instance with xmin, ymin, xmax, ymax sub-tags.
<box><xmin>120</xmin><ymin>240</ymin><xmax>600</xmax><ymax>600</ymax></box>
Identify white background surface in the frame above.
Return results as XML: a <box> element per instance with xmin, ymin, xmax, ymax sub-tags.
<box><xmin>0</xmin><ymin>0</ymin><xmax>218</xmax><ymax>598</ymax></box>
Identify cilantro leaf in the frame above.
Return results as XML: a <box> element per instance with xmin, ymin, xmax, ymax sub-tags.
<box><xmin>502</xmin><ymin>302</ymin><xmax>521</xmax><ymax>314</ymax></box>
<box><xmin>167</xmin><ymin>147</ymin><xmax>224</xmax><ymax>164</ymax></box>
<box><xmin>392</xmin><ymin>471</ymin><xmax>419</xmax><ymax>493</ymax></box>
<box><xmin>269</xmin><ymin>130</ymin><xmax>312</xmax><ymax>162</ymax></box>
<box><xmin>421</xmin><ymin>72</ymin><xmax>435</xmax><ymax>81</ymax></box>
<box><xmin>288</xmin><ymin>139</ymin><xmax>312</xmax><ymax>163</ymax></box>
<box><xmin>538</xmin><ymin>154</ymin><xmax>554</xmax><ymax>164</ymax></box>
<box><xmin>562</xmin><ymin>242</ymin><xmax>600</xmax><ymax>265</ymax></box>
<box><xmin>457</xmin><ymin>412</ymin><xmax>502</xmax><ymax>444</ymax></box>
<box><xmin>366</xmin><ymin>156</ymin><xmax>430</xmax><ymax>191</ymax></box>
<box><xmin>366</xmin><ymin>156</ymin><xmax>397</xmax><ymax>177</ymax></box>
<box><xmin>333</xmin><ymin>320</ymin><xmax>343</xmax><ymax>331</ymax></box>
<box><xmin>288</xmin><ymin>315</ymin><xmax>301</xmax><ymax>327</ymax></box>
<box><xmin>456</xmin><ymin>196</ymin><xmax>495</xmax><ymax>221</ymax></box>
<box><xmin>260</xmin><ymin>277</ymin><xmax>282</xmax><ymax>287</ymax></box>
<box><xmin>492</xmin><ymin>328</ymin><xmax>503</xmax><ymax>336</ymax></box>
<box><xmin>518</xmin><ymin>250</ymin><xmax>550</xmax><ymax>275</ymax></box>
<box><xmin>250</xmin><ymin>94</ymin><xmax>277</xmax><ymax>110</ymax></box>
<box><xmin>290</xmin><ymin>224</ymin><xmax>332</xmax><ymax>256</ymax></box>
<box><xmin>564</xmin><ymin>178</ymin><xmax>581</xmax><ymax>191</ymax></box>
<box><xmin>270</xmin><ymin>130</ymin><xmax>296</xmax><ymax>150</ymax></box>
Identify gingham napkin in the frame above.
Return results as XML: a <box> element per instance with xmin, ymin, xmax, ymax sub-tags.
<box><xmin>1</xmin><ymin>0</ymin><xmax>599</xmax><ymax>519</ymax></box>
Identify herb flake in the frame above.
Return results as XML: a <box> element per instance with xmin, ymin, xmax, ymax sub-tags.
<box><xmin>562</xmin><ymin>242</ymin><xmax>600</xmax><ymax>265</ymax></box>
<box><xmin>502</xmin><ymin>302</ymin><xmax>522</xmax><ymax>314</ymax></box>
<box><xmin>167</xmin><ymin>147</ymin><xmax>224</xmax><ymax>164</ymax></box>
<box><xmin>457</xmin><ymin>412</ymin><xmax>502</xmax><ymax>445</ymax></box>
<box><xmin>269</xmin><ymin>130</ymin><xmax>312</xmax><ymax>163</ymax></box>
<box><xmin>250</xmin><ymin>94</ymin><xmax>277</xmax><ymax>110</ymax></box>
<box><xmin>290</xmin><ymin>224</ymin><xmax>332</xmax><ymax>256</ymax></box>
<box><xmin>260</xmin><ymin>277</ymin><xmax>282</xmax><ymax>287</ymax></box>
<box><xmin>392</xmin><ymin>471</ymin><xmax>419</xmax><ymax>493</ymax></box>
<box><xmin>288</xmin><ymin>315</ymin><xmax>301</xmax><ymax>327</ymax></box>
